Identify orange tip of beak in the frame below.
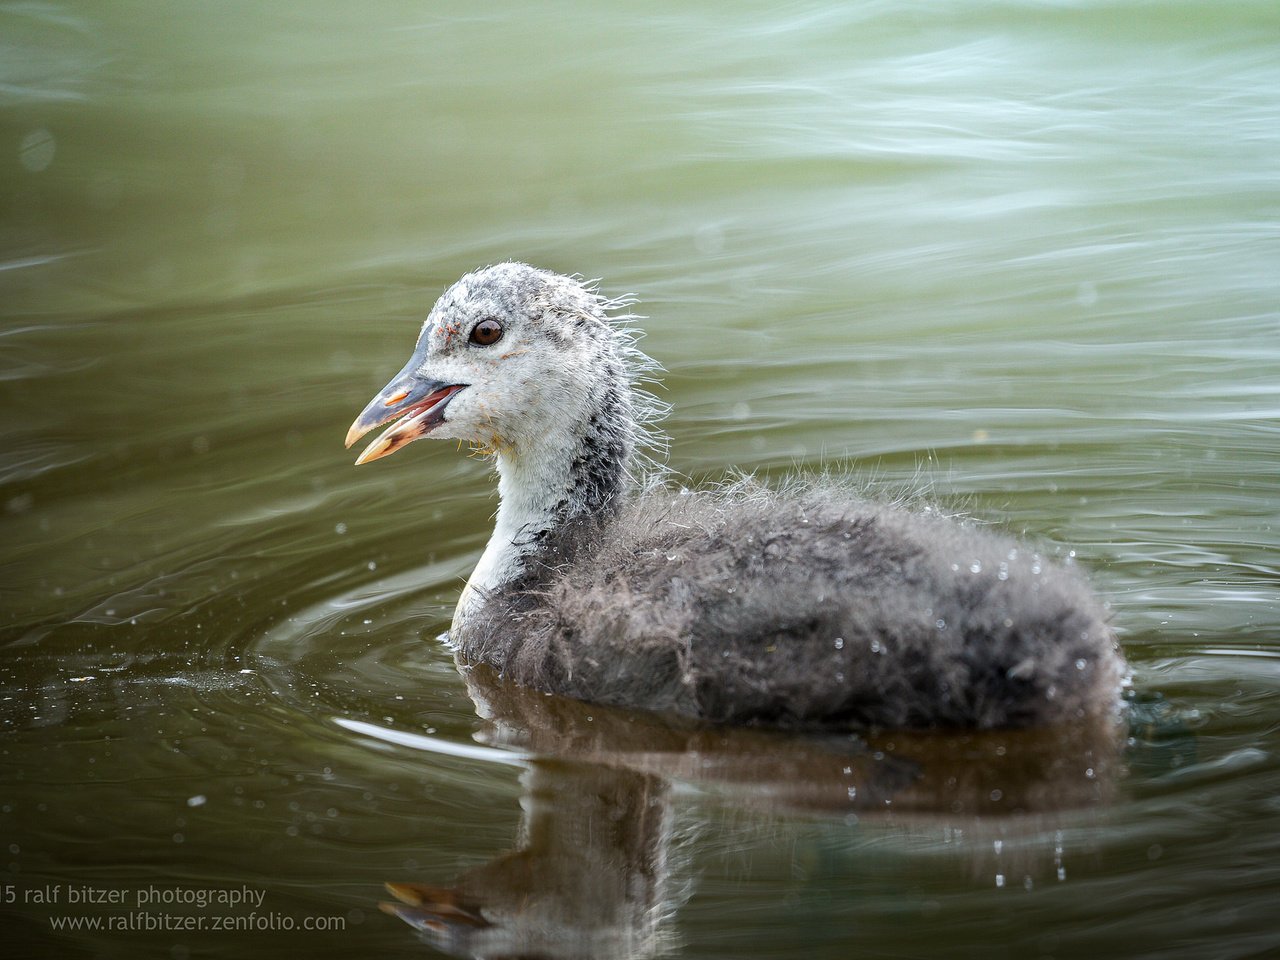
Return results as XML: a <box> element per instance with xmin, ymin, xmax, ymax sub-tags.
<box><xmin>353</xmin><ymin>435</ymin><xmax>395</xmax><ymax>465</ymax></box>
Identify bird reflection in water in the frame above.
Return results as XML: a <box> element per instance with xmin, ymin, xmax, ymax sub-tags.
<box><xmin>379</xmin><ymin>664</ymin><xmax>1125</xmax><ymax>959</ymax></box>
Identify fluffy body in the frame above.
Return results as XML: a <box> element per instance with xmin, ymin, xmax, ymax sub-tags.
<box><xmin>460</xmin><ymin>478</ymin><xmax>1123</xmax><ymax>729</ymax></box>
<box><xmin>350</xmin><ymin>263</ymin><xmax>1127</xmax><ymax>730</ymax></box>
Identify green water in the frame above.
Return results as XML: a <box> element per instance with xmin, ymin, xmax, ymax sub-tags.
<box><xmin>3</xmin><ymin>1</ymin><xmax>1278</xmax><ymax>957</ymax></box>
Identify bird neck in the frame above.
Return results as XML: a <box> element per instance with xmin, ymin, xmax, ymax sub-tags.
<box><xmin>454</xmin><ymin>383</ymin><xmax>635</xmax><ymax>626</ymax></box>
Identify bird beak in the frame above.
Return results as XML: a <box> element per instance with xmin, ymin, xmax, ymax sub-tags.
<box><xmin>345</xmin><ymin>368</ymin><xmax>466</xmax><ymax>465</ymax></box>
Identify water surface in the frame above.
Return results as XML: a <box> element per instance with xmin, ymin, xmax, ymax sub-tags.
<box><xmin>3</xmin><ymin>1</ymin><xmax>1279</xmax><ymax>957</ymax></box>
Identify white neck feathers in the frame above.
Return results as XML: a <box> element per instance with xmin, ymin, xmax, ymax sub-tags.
<box><xmin>452</xmin><ymin>385</ymin><xmax>636</xmax><ymax>627</ymax></box>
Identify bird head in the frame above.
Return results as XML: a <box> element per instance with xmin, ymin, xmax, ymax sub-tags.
<box><xmin>345</xmin><ymin>263</ymin><xmax>627</xmax><ymax>464</ymax></box>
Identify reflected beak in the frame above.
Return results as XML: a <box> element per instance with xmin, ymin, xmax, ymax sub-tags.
<box><xmin>380</xmin><ymin>882</ymin><xmax>488</xmax><ymax>928</ymax></box>
<box><xmin>345</xmin><ymin>373</ymin><xmax>466</xmax><ymax>465</ymax></box>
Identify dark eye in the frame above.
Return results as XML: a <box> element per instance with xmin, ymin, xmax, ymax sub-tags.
<box><xmin>469</xmin><ymin>319</ymin><xmax>503</xmax><ymax>346</ymax></box>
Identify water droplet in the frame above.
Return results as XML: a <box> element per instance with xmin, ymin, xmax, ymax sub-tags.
<box><xmin>19</xmin><ymin>128</ymin><xmax>56</xmax><ymax>172</ymax></box>
<box><xmin>995</xmin><ymin>874</ymin><xmax>1005</xmax><ymax>888</ymax></box>
<box><xmin>969</xmin><ymin>561</ymin><xmax>982</xmax><ymax>574</ymax></box>
<box><xmin>834</xmin><ymin>637</ymin><xmax>845</xmax><ymax>650</ymax></box>
<box><xmin>187</xmin><ymin>795</ymin><xmax>206</xmax><ymax>807</ymax></box>
<box><xmin>935</xmin><ymin>619</ymin><xmax>946</xmax><ymax>630</ymax></box>
<box><xmin>1075</xmin><ymin>658</ymin><xmax>1087</xmax><ymax>670</ymax></box>
<box><xmin>335</xmin><ymin>522</ymin><xmax>348</xmax><ymax>535</ymax></box>
<box><xmin>870</xmin><ymin>639</ymin><xmax>882</xmax><ymax>654</ymax></box>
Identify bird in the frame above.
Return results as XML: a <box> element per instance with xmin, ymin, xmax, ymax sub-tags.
<box><xmin>345</xmin><ymin>262</ymin><xmax>1127</xmax><ymax>730</ymax></box>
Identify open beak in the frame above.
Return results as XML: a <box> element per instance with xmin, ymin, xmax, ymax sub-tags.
<box><xmin>345</xmin><ymin>371</ymin><xmax>466</xmax><ymax>465</ymax></box>
<box><xmin>378</xmin><ymin>882</ymin><xmax>488</xmax><ymax>932</ymax></box>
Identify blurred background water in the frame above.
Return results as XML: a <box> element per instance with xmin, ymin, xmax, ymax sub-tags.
<box><xmin>2</xmin><ymin>1</ymin><xmax>1278</xmax><ymax>957</ymax></box>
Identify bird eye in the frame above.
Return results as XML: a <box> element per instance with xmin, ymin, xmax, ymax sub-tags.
<box><xmin>469</xmin><ymin>319</ymin><xmax>503</xmax><ymax>346</ymax></box>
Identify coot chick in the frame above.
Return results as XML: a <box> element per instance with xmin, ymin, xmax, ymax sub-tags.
<box><xmin>346</xmin><ymin>263</ymin><xmax>1126</xmax><ymax>730</ymax></box>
